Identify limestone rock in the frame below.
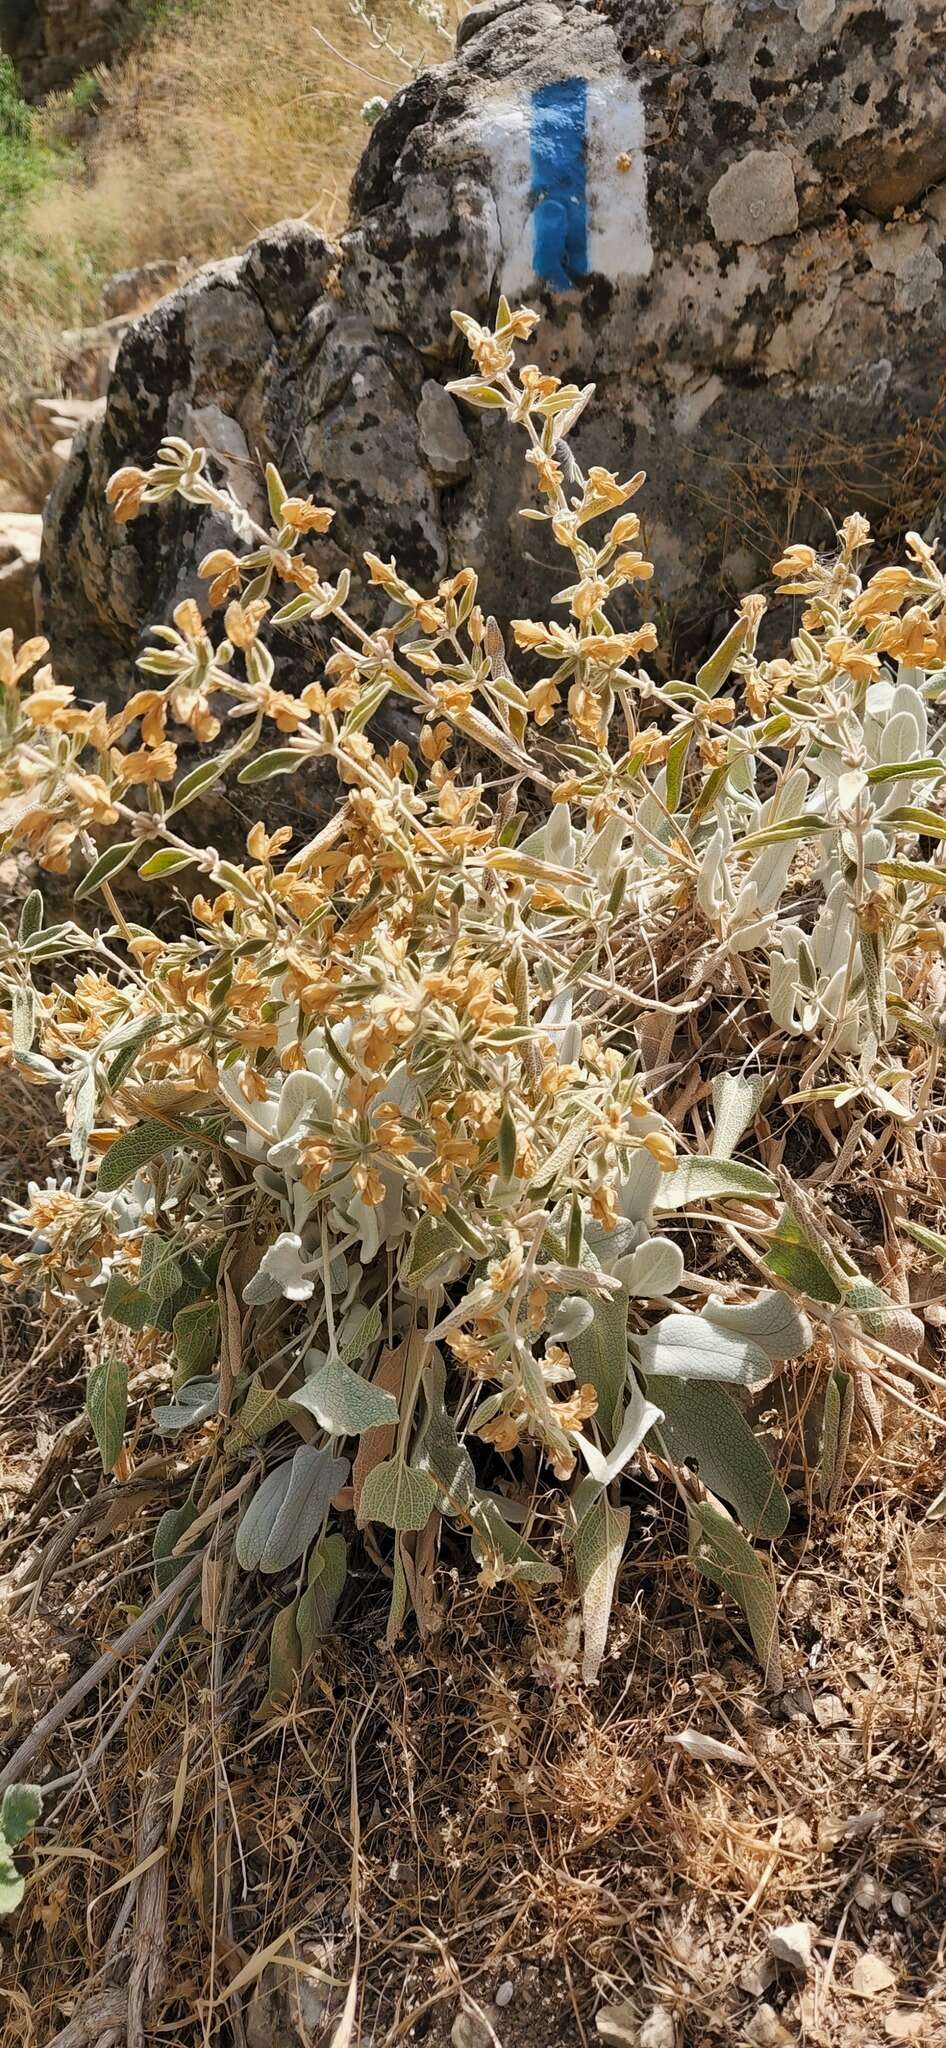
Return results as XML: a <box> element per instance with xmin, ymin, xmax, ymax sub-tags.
<box><xmin>707</xmin><ymin>152</ymin><xmax>798</xmax><ymax>246</ymax></box>
<box><xmin>41</xmin><ymin>0</ymin><xmax>946</xmax><ymax>720</ymax></box>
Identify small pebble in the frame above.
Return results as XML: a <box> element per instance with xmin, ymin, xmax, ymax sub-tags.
<box><xmin>768</xmin><ymin>1920</ymin><xmax>813</xmax><ymax>1976</ymax></box>
<box><xmin>745</xmin><ymin>2005</ymin><xmax>794</xmax><ymax>2048</ymax></box>
<box><xmin>891</xmin><ymin>1890</ymin><xmax>911</xmax><ymax>1919</ymax></box>
<box><xmin>495</xmin><ymin>1981</ymin><xmax>514</xmax><ymax>2009</ymax></box>
<box><xmin>638</xmin><ymin>2010</ymin><xmax>675</xmax><ymax>2048</ymax></box>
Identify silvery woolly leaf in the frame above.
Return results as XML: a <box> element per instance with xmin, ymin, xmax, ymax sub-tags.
<box><xmin>236</xmin><ymin>1462</ymin><xmax>293</xmax><ymax>1571</ymax></box>
<box><xmin>656</xmin><ymin>1157</ymin><xmax>776</xmax><ymax>1210</ymax></box>
<box><xmin>574</xmin><ymin>1494</ymin><xmax>629</xmax><ymax>1684</ymax></box>
<box><xmin>338</xmin><ymin>1298</ymin><xmax>383</xmax><ymax>1363</ymax></box>
<box><xmin>700</xmin><ymin>1289</ymin><xmax>811</xmax><ymax>1361</ymax></box>
<box><xmin>290</xmin><ymin>1355</ymin><xmax>399</xmax><ymax>1437</ymax></box>
<box><xmin>636</xmin><ymin>1311</ymin><xmax>771</xmax><ymax>1386</ymax></box>
<box><xmin>711</xmin><ymin>1072</ymin><xmax>766</xmax><ymax>1160</ymax></box>
<box><xmin>546</xmin><ymin>1294</ymin><xmax>596</xmax><ymax>1342</ymax></box>
<box><xmin>152</xmin><ymin>1376</ymin><xmax>219</xmax><ymax>1433</ymax></box>
<box><xmin>244</xmin><ymin>1232</ymin><xmax>319</xmax><ymax>1305</ymax></box>
<box><xmin>575</xmin><ymin>1375</ymin><xmax>663</xmax><ymax>1486</ymax></box>
<box><xmin>613</xmin><ymin>1236</ymin><xmax>684</xmax><ymax>1298</ymax></box>
<box><xmin>646</xmin><ymin>1373</ymin><xmax>789</xmax><ymax>1538</ymax></box>
<box><xmin>688</xmin><ymin>1500</ymin><xmax>782</xmax><ymax>1689</ymax></box>
<box><xmin>569</xmin><ymin>1286</ymin><xmax>629</xmax><ymax>1442</ymax></box>
<box><xmin>258</xmin><ymin>1444</ymin><xmax>350</xmax><ymax>1574</ymax></box>
<box><xmin>70</xmin><ymin>1067</ymin><xmax>97</xmax><ymax>1167</ymax></box>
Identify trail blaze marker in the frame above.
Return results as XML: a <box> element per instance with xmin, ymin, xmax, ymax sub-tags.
<box><xmin>481</xmin><ymin>75</ymin><xmax>652</xmax><ymax>296</ymax></box>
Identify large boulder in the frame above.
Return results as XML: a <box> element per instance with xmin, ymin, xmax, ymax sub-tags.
<box><xmin>41</xmin><ymin>0</ymin><xmax>946</xmax><ymax>708</ymax></box>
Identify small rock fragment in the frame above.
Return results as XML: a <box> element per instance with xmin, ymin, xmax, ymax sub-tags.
<box><xmin>767</xmin><ymin>1922</ymin><xmax>813</xmax><ymax>1975</ymax></box>
<box><xmin>417</xmin><ymin>380</ymin><xmax>473</xmax><ymax>485</ymax></box>
<box><xmin>596</xmin><ymin>2004</ymin><xmax>637</xmax><ymax>2045</ymax></box>
<box><xmin>707</xmin><ymin>151</ymin><xmax>798</xmax><ymax>246</ymax></box>
<box><xmin>452</xmin><ymin>2011</ymin><xmax>497</xmax><ymax>2048</ymax></box>
<box><xmin>813</xmin><ymin>1692</ymin><xmax>848</xmax><ymax>1730</ymax></box>
<box><xmin>851</xmin><ymin>1953</ymin><xmax>897</xmax><ymax>1998</ymax></box>
<box><xmin>739</xmin><ymin>1955</ymin><xmax>775</xmax><ymax>1997</ymax></box>
<box><xmin>639</xmin><ymin>2010</ymin><xmax>675</xmax><ymax>2048</ymax></box>
<box><xmin>495</xmin><ymin>1981</ymin><xmax>514</xmax><ymax>2009</ymax></box>
<box><xmin>745</xmin><ymin>2004</ymin><xmax>794</xmax><ymax>2048</ymax></box>
<box><xmin>853</xmin><ymin>1874</ymin><xmax>886</xmax><ymax>1911</ymax></box>
<box><xmin>891</xmin><ymin>1891</ymin><xmax>911</xmax><ymax>1919</ymax></box>
<box><xmin>885</xmin><ymin>2010</ymin><xmax>927</xmax><ymax>2041</ymax></box>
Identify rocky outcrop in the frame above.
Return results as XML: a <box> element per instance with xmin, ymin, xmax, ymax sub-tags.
<box><xmin>1</xmin><ymin>0</ymin><xmax>142</xmax><ymax>98</ymax></box>
<box><xmin>41</xmin><ymin>0</ymin><xmax>946</xmax><ymax>708</ymax></box>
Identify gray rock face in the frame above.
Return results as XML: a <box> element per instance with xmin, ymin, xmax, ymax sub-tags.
<box><xmin>41</xmin><ymin>0</ymin><xmax>946</xmax><ymax>714</ymax></box>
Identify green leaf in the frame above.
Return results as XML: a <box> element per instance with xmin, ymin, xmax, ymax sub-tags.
<box><xmin>688</xmin><ymin>1500</ymin><xmax>782</xmax><ymax>1687</ymax></box>
<box><xmin>296</xmin><ymin>1531</ymin><xmax>347</xmax><ymax>1661</ymax></box>
<box><xmin>468</xmin><ymin>1492</ymin><xmax>560</xmax><ymax>1585</ymax></box>
<box><xmin>96</xmin><ymin>1115</ymin><xmax>213</xmax><ymax>1192</ymax></box>
<box><xmin>228</xmin><ymin>1374</ymin><xmax>297</xmax><ymax>1448</ymax></box>
<box><xmin>901</xmin><ymin>1218</ymin><xmax>946</xmax><ymax>1263</ymax></box>
<box><xmin>637</xmin><ymin>1311</ymin><xmax>772</xmax><ymax>1386</ymax></box>
<box><xmin>236</xmin><ymin>1445</ymin><xmax>349</xmax><ymax>1574</ymax></box>
<box><xmin>139</xmin><ymin>1233</ymin><xmax>184</xmax><ymax>1305</ymax></box>
<box><xmin>400</xmin><ymin>1214</ymin><xmax>468</xmax><ymax>1289</ymax></box>
<box><xmin>573</xmin><ymin>1495</ymin><xmax>629</xmax><ymax>1683</ymax></box>
<box><xmin>818</xmin><ymin>1365</ymin><xmax>854</xmax><ymax>1508</ymax></box>
<box><xmin>102</xmin><ymin>1270</ymin><xmax>155</xmax><ymax>1331</ymax></box>
<box><xmin>0</xmin><ymin>1848</ymin><xmax>24</xmax><ymax>1915</ymax></box>
<box><xmin>696</xmin><ymin>616</ymin><xmax>749</xmax><ymax>696</ymax></box>
<box><xmin>17</xmin><ymin>890</ymin><xmax>43</xmax><ymax>943</ymax></box>
<box><xmin>657</xmin><ymin>1158</ymin><xmax>776</xmax><ymax>1210</ymax></box>
<box><xmin>153</xmin><ymin>1499</ymin><xmax>200</xmax><ymax>1590</ymax></box>
<box><xmin>338</xmin><ymin>1299</ymin><xmax>383</xmax><ymax>1364</ymax></box>
<box><xmin>700</xmin><ymin>1290</ymin><xmax>811</xmax><ymax>1361</ymax></box>
<box><xmin>358</xmin><ymin>1455</ymin><xmax>439</xmax><ymax>1532</ymax></box>
<box><xmin>86</xmin><ymin>1358</ymin><xmax>128</xmax><ymax>1473</ymax></box>
<box><xmin>265</xmin><ymin>1600</ymin><xmax>302</xmax><ymax>1710</ymax></box>
<box><xmin>290</xmin><ymin>1356</ymin><xmax>399</xmax><ymax>1437</ymax></box>
<box><xmin>711</xmin><ymin>1073</ymin><xmax>766</xmax><ymax>1161</ymax></box>
<box><xmin>765</xmin><ymin>1209</ymin><xmax>843</xmax><ymax>1303</ymax></box>
<box><xmin>647</xmin><ymin>1375</ymin><xmax>789</xmax><ymax>1538</ymax></box>
<box><xmin>568</xmin><ymin>1286</ymin><xmax>628</xmax><ymax>1441</ymax></box>
<box><xmin>1</xmin><ymin>1784</ymin><xmax>42</xmax><ymax>1848</ymax></box>
<box><xmin>137</xmin><ymin>848</ymin><xmax>201</xmax><ymax>879</ymax></box>
<box><xmin>238</xmin><ymin>749</ymin><xmax>308</xmax><ymax>784</ymax></box>
<box><xmin>665</xmin><ymin>726</ymin><xmax>692</xmax><ymax>813</ymax></box>
<box><xmin>167</xmin><ymin>757</ymin><xmax>229</xmax><ymax>815</ymax></box>
<box><xmin>173</xmin><ymin>1300</ymin><xmax>219</xmax><ymax>1383</ymax></box>
<box><xmin>74</xmin><ymin>841</ymin><xmax>137</xmax><ymax>901</ymax></box>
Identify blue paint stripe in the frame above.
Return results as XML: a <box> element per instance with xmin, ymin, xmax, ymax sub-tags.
<box><xmin>530</xmin><ymin>77</ymin><xmax>588</xmax><ymax>289</ymax></box>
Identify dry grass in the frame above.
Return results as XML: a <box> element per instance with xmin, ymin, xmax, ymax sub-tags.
<box><xmin>0</xmin><ymin>0</ymin><xmax>454</xmax><ymax>498</ymax></box>
<box><xmin>0</xmin><ymin>1339</ymin><xmax>943</xmax><ymax>2047</ymax></box>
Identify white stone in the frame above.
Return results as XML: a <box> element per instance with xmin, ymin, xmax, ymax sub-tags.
<box><xmin>767</xmin><ymin>1921</ymin><xmax>813</xmax><ymax>1975</ymax></box>
<box><xmin>708</xmin><ymin>151</ymin><xmax>798</xmax><ymax>246</ymax></box>
<box><xmin>639</xmin><ymin>2009</ymin><xmax>676</xmax><ymax>2048</ymax></box>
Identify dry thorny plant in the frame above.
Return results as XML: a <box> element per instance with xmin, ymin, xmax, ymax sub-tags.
<box><xmin>0</xmin><ymin>301</ymin><xmax>945</xmax><ymax>2038</ymax></box>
